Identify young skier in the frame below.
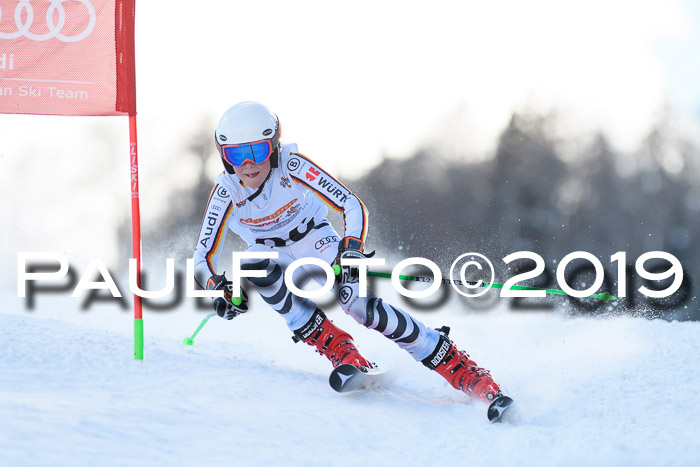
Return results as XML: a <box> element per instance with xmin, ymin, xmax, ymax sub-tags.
<box><xmin>193</xmin><ymin>101</ymin><xmax>508</xmax><ymax>410</ymax></box>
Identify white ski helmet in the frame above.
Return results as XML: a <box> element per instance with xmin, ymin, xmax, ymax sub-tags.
<box><xmin>215</xmin><ymin>101</ymin><xmax>281</xmax><ymax>174</ymax></box>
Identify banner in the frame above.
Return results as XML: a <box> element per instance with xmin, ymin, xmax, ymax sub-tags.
<box><xmin>0</xmin><ymin>0</ymin><xmax>135</xmax><ymax>116</ymax></box>
<box><xmin>1</xmin><ymin>0</ymin><xmax>141</xmax><ymax>359</ymax></box>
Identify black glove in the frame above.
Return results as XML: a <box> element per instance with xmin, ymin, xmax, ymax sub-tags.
<box><xmin>206</xmin><ymin>273</ymin><xmax>249</xmax><ymax>320</ymax></box>
<box><xmin>334</xmin><ymin>236</ymin><xmax>373</xmax><ymax>284</ymax></box>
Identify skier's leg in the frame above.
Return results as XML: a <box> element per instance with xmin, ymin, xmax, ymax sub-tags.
<box><xmin>287</xmin><ymin>226</ymin><xmax>440</xmax><ymax>362</ymax></box>
<box><xmin>287</xmin><ymin>226</ymin><xmax>503</xmax><ymax>399</ymax></box>
<box><xmin>292</xmin><ymin>308</ymin><xmax>373</xmax><ymax>370</ymax></box>
<box><xmin>241</xmin><ymin>243</ymin><xmax>370</xmax><ymax>370</ymax></box>
<box><xmin>241</xmin><ymin>244</ymin><xmax>315</xmax><ymax>331</ymax></box>
<box><xmin>420</xmin><ymin>328</ymin><xmax>502</xmax><ymax>401</ymax></box>
<box><xmin>324</xmin><ymin>243</ymin><xmax>502</xmax><ymax>401</ymax></box>
<box><xmin>336</xmin><ymin>277</ymin><xmax>441</xmax><ymax>361</ymax></box>
<box><xmin>339</xmin><ymin>277</ymin><xmax>502</xmax><ymax>400</ymax></box>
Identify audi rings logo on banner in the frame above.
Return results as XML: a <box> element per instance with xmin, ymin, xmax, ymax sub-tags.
<box><xmin>0</xmin><ymin>0</ymin><xmax>96</xmax><ymax>42</ymax></box>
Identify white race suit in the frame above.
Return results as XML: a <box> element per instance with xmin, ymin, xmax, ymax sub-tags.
<box><xmin>193</xmin><ymin>143</ymin><xmax>440</xmax><ymax>361</ymax></box>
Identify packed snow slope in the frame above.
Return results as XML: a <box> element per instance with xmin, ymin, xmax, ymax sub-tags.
<box><xmin>2</xmin><ymin>290</ymin><xmax>700</xmax><ymax>467</ymax></box>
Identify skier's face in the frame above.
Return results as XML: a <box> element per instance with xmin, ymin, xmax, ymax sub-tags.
<box><xmin>233</xmin><ymin>157</ymin><xmax>271</xmax><ymax>188</ymax></box>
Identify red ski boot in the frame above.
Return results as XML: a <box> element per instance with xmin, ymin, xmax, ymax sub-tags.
<box><xmin>422</xmin><ymin>327</ymin><xmax>502</xmax><ymax>402</ymax></box>
<box><xmin>294</xmin><ymin>309</ymin><xmax>373</xmax><ymax>371</ymax></box>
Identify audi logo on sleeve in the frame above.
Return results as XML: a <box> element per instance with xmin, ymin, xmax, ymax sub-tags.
<box><xmin>0</xmin><ymin>0</ymin><xmax>97</xmax><ymax>42</ymax></box>
<box><xmin>315</xmin><ymin>236</ymin><xmax>339</xmax><ymax>250</ymax></box>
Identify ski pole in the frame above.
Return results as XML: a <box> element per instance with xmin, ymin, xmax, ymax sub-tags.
<box><xmin>333</xmin><ymin>264</ymin><xmax>615</xmax><ymax>303</ymax></box>
<box><xmin>182</xmin><ymin>312</ymin><xmax>217</xmax><ymax>345</ymax></box>
<box><xmin>182</xmin><ymin>295</ymin><xmax>242</xmax><ymax>345</ymax></box>
<box><xmin>365</xmin><ymin>270</ymin><xmax>616</xmax><ymax>303</ymax></box>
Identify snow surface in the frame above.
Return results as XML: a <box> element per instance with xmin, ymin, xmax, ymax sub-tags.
<box><xmin>2</xmin><ymin>287</ymin><xmax>700</xmax><ymax>467</ymax></box>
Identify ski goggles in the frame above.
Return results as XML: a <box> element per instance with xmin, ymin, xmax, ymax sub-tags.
<box><xmin>220</xmin><ymin>139</ymin><xmax>276</xmax><ymax>167</ymax></box>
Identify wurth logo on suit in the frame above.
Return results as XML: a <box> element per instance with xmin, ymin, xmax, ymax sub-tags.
<box><xmin>306</xmin><ymin>169</ymin><xmax>349</xmax><ymax>203</ymax></box>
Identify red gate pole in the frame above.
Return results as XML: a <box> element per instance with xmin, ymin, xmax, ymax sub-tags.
<box><xmin>130</xmin><ymin>113</ymin><xmax>144</xmax><ymax>360</ymax></box>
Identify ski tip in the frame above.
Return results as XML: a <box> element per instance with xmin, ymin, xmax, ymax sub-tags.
<box><xmin>487</xmin><ymin>395</ymin><xmax>514</xmax><ymax>423</ymax></box>
<box><xmin>329</xmin><ymin>364</ymin><xmax>362</xmax><ymax>393</ymax></box>
<box><xmin>329</xmin><ymin>364</ymin><xmax>386</xmax><ymax>393</ymax></box>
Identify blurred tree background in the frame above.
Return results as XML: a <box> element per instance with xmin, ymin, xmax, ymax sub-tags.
<box><xmin>122</xmin><ymin>109</ymin><xmax>699</xmax><ymax>320</ymax></box>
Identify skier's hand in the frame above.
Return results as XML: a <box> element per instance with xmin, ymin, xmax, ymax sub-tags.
<box><xmin>206</xmin><ymin>273</ymin><xmax>249</xmax><ymax>320</ymax></box>
<box><xmin>334</xmin><ymin>237</ymin><xmax>373</xmax><ymax>284</ymax></box>
<box><xmin>337</xmin><ymin>236</ymin><xmax>364</xmax><ymax>256</ymax></box>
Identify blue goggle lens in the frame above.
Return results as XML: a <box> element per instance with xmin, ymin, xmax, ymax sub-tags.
<box><xmin>222</xmin><ymin>140</ymin><xmax>273</xmax><ymax>167</ymax></box>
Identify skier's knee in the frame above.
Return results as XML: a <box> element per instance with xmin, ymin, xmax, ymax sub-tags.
<box><xmin>337</xmin><ymin>289</ymin><xmax>371</xmax><ymax>327</ymax></box>
<box><xmin>346</xmin><ymin>306</ymin><xmax>370</xmax><ymax>327</ymax></box>
<box><xmin>244</xmin><ymin>258</ymin><xmax>281</xmax><ymax>289</ymax></box>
